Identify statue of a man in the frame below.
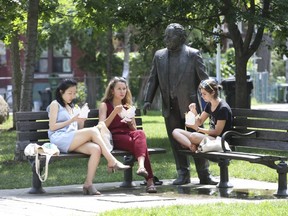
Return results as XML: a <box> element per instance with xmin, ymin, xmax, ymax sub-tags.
<box><xmin>143</xmin><ymin>23</ymin><xmax>217</xmax><ymax>185</ymax></box>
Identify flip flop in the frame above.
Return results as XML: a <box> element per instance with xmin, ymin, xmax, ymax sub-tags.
<box><xmin>140</xmin><ymin>176</ymin><xmax>163</xmax><ymax>186</ymax></box>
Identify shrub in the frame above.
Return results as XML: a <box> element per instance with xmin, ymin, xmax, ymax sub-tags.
<box><xmin>0</xmin><ymin>95</ymin><xmax>9</xmax><ymax>124</ymax></box>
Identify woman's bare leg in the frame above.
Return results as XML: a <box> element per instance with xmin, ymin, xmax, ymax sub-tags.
<box><xmin>69</xmin><ymin>127</ymin><xmax>125</xmax><ymax>167</ymax></box>
<box><xmin>172</xmin><ymin>128</ymin><xmax>193</xmax><ymax>149</ymax></box>
<box><xmin>172</xmin><ymin>128</ymin><xmax>207</xmax><ymax>152</ymax></box>
<box><xmin>74</xmin><ymin>142</ymin><xmax>101</xmax><ymax>187</ymax></box>
<box><xmin>137</xmin><ymin>156</ymin><xmax>145</xmax><ymax>169</ymax></box>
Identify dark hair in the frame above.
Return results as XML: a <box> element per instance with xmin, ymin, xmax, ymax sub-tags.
<box><xmin>166</xmin><ymin>23</ymin><xmax>187</xmax><ymax>44</ymax></box>
<box><xmin>55</xmin><ymin>79</ymin><xmax>77</xmax><ymax>107</ymax></box>
<box><xmin>199</xmin><ymin>79</ymin><xmax>221</xmax><ymax>98</ymax></box>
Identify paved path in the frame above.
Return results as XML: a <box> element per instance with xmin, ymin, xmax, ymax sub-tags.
<box><xmin>0</xmin><ymin>178</ymin><xmax>282</xmax><ymax>216</ymax></box>
<box><xmin>252</xmin><ymin>103</ymin><xmax>288</xmax><ymax>111</ymax></box>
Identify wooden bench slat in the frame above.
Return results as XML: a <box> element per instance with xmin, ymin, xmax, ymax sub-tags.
<box><xmin>232</xmin><ymin>108</ymin><xmax>288</xmax><ymax>119</ymax></box>
<box><xmin>231</xmin><ymin>130</ymin><xmax>288</xmax><ymax>140</ymax></box>
<box><xmin>230</xmin><ymin>138</ymin><xmax>288</xmax><ymax>151</ymax></box>
<box><xmin>16</xmin><ymin>111</ymin><xmax>48</xmax><ymax>121</ymax></box>
<box><xmin>17</xmin><ymin>131</ymin><xmax>49</xmax><ymax>141</ymax></box>
<box><xmin>16</xmin><ymin>121</ymin><xmax>49</xmax><ymax>131</ymax></box>
<box><xmin>84</xmin><ymin>120</ymin><xmax>99</xmax><ymax>128</ymax></box>
<box><xmin>179</xmin><ymin>150</ymin><xmax>287</xmax><ymax>163</ymax></box>
<box><xmin>233</xmin><ymin>118</ymin><xmax>288</xmax><ymax>130</ymax></box>
<box><xmin>27</xmin><ymin>148</ymin><xmax>167</xmax><ymax>162</ymax></box>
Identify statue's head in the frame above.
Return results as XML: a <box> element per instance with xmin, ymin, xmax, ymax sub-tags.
<box><xmin>164</xmin><ymin>23</ymin><xmax>187</xmax><ymax>51</ymax></box>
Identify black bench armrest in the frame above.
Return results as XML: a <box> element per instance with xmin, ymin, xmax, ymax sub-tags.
<box><xmin>221</xmin><ymin>130</ymin><xmax>256</xmax><ymax>152</ymax></box>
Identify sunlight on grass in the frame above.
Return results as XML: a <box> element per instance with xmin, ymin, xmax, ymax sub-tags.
<box><xmin>100</xmin><ymin>200</ymin><xmax>288</xmax><ymax>216</ymax></box>
<box><xmin>0</xmin><ymin>115</ymin><xmax>12</xmax><ymax>130</ymax></box>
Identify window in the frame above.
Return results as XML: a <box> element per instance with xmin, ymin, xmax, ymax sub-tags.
<box><xmin>35</xmin><ymin>40</ymin><xmax>72</xmax><ymax>74</ymax></box>
<box><xmin>35</xmin><ymin>49</ymin><xmax>48</xmax><ymax>73</ymax></box>
<box><xmin>52</xmin><ymin>41</ymin><xmax>72</xmax><ymax>73</ymax></box>
<box><xmin>0</xmin><ymin>41</ymin><xmax>7</xmax><ymax>65</ymax></box>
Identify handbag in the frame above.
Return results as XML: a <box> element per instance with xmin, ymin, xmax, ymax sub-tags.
<box><xmin>196</xmin><ymin>136</ymin><xmax>231</xmax><ymax>153</ymax></box>
<box><xmin>96</xmin><ymin>121</ymin><xmax>114</xmax><ymax>152</ymax></box>
<box><xmin>24</xmin><ymin>143</ymin><xmax>60</xmax><ymax>182</ymax></box>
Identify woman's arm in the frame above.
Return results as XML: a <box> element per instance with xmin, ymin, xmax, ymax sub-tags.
<box><xmin>195</xmin><ymin>111</ymin><xmax>209</xmax><ymax>126</ymax></box>
<box><xmin>197</xmin><ymin>120</ymin><xmax>226</xmax><ymax>137</ymax></box>
<box><xmin>186</xmin><ymin>111</ymin><xmax>209</xmax><ymax>131</ymax></box>
<box><xmin>99</xmin><ymin>102</ymin><xmax>121</xmax><ymax>127</ymax></box>
<box><xmin>77</xmin><ymin>118</ymin><xmax>86</xmax><ymax>129</ymax></box>
<box><xmin>126</xmin><ymin>118</ymin><xmax>137</xmax><ymax>131</ymax></box>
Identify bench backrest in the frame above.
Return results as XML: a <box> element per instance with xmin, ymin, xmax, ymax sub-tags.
<box><xmin>230</xmin><ymin>108</ymin><xmax>288</xmax><ymax>151</ymax></box>
<box><xmin>15</xmin><ymin>108</ymin><xmax>142</xmax><ymax>160</ymax></box>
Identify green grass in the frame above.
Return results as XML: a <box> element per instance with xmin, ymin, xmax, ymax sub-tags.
<box><xmin>0</xmin><ymin>111</ymin><xmax>287</xmax><ymax>189</ymax></box>
<box><xmin>100</xmin><ymin>201</ymin><xmax>288</xmax><ymax>216</ymax></box>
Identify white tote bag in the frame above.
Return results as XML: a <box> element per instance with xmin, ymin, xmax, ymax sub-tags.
<box><xmin>196</xmin><ymin>136</ymin><xmax>231</xmax><ymax>153</ymax></box>
<box><xmin>24</xmin><ymin>143</ymin><xmax>60</xmax><ymax>182</ymax></box>
<box><xmin>96</xmin><ymin>121</ymin><xmax>114</xmax><ymax>152</ymax></box>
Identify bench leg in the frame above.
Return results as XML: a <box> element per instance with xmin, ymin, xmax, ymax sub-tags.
<box><xmin>119</xmin><ymin>155</ymin><xmax>137</xmax><ymax>188</ymax></box>
<box><xmin>28</xmin><ymin>161</ymin><xmax>46</xmax><ymax>194</ymax></box>
<box><xmin>217</xmin><ymin>159</ymin><xmax>233</xmax><ymax>188</ymax></box>
<box><xmin>275</xmin><ymin>161</ymin><xmax>288</xmax><ymax>197</ymax></box>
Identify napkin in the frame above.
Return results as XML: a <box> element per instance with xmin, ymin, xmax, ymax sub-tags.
<box><xmin>120</xmin><ymin>106</ymin><xmax>136</xmax><ymax>122</ymax></box>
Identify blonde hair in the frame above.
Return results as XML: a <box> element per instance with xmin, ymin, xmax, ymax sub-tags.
<box><xmin>101</xmin><ymin>77</ymin><xmax>133</xmax><ymax>106</ymax></box>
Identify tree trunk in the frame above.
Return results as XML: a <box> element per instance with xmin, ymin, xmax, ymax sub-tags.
<box><xmin>235</xmin><ymin>54</ymin><xmax>250</xmax><ymax>108</ymax></box>
<box><xmin>106</xmin><ymin>24</ymin><xmax>113</xmax><ymax>80</ymax></box>
<box><xmin>20</xmin><ymin>0</ymin><xmax>39</xmax><ymax>111</ymax></box>
<box><xmin>85</xmin><ymin>73</ymin><xmax>100</xmax><ymax>109</ymax></box>
<box><xmin>10</xmin><ymin>31</ymin><xmax>22</xmax><ymax>128</ymax></box>
<box><xmin>122</xmin><ymin>25</ymin><xmax>131</xmax><ymax>83</ymax></box>
<box><xmin>222</xmin><ymin>0</ymin><xmax>268</xmax><ymax>109</ymax></box>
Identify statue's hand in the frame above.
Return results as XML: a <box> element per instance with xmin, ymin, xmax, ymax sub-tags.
<box><xmin>143</xmin><ymin>102</ymin><xmax>151</xmax><ymax>115</ymax></box>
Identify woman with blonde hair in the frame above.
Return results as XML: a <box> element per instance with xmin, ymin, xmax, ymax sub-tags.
<box><xmin>99</xmin><ymin>77</ymin><xmax>157</xmax><ymax>193</ymax></box>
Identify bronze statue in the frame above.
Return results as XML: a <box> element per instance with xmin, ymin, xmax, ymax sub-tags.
<box><xmin>143</xmin><ymin>23</ymin><xmax>217</xmax><ymax>185</ymax></box>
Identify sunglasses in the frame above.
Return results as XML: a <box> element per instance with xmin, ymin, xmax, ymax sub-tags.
<box><xmin>114</xmin><ymin>76</ymin><xmax>127</xmax><ymax>82</ymax></box>
<box><xmin>200</xmin><ymin>80</ymin><xmax>214</xmax><ymax>91</ymax></box>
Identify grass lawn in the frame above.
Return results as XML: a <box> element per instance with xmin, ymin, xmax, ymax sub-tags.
<box><xmin>100</xmin><ymin>201</ymin><xmax>288</xmax><ymax>216</ymax></box>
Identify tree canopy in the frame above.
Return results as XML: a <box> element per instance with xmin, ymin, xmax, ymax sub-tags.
<box><xmin>112</xmin><ymin>0</ymin><xmax>288</xmax><ymax>108</ymax></box>
<box><xmin>2</xmin><ymin>0</ymin><xmax>288</xmax><ymax>111</ymax></box>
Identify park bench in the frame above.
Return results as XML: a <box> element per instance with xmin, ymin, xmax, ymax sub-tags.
<box><xmin>179</xmin><ymin>108</ymin><xmax>288</xmax><ymax>197</ymax></box>
<box><xmin>15</xmin><ymin>108</ymin><xmax>166</xmax><ymax>194</ymax></box>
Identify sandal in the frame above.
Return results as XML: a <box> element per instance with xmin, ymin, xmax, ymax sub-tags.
<box><xmin>136</xmin><ymin>167</ymin><xmax>148</xmax><ymax>178</ymax></box>
<box><xmin>140</xmin><ymin>176</ymin><xmax>163</xmax><ymax>186</ymax></box>
<box><xmin>83</xmin><ymin>185</ymin><xmax>101</xmax><ymax>195</ymax></box>
<box><xmin>107</xmin><ymin>161</ymin><xmax>130</xmax><ymax>173</ymax></box>
<box><xmin>146</xmin><ymin>184</ymin><xmax>157</xmax><ymax>193</ymax></box>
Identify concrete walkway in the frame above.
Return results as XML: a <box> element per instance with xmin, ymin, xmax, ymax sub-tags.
<box><xmin>252</xmin><ymin>103</ymin><xmax>288</xmax><ymax>111</ymax></box>
<box><xmin>0</xmin><ymin>177</ymin><xmax>283</xmax><ymax>216</ymax></box>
